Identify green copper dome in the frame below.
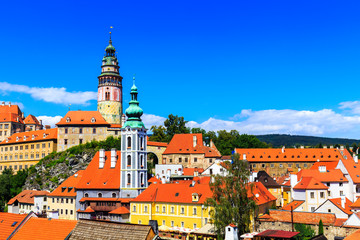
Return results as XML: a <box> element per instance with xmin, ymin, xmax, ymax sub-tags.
<box><xmin>123</xmin><ymin>79</ymin><xmax>145</xmax><ymax>129</ymax></box>
<box><xmin>106</xmin><ymin>43</ymin><xmax>115</xmax><ymax>52</ymax></box>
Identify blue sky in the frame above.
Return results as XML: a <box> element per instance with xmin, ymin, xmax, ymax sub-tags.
<box><xmin>1</xmin><ymin>1</ymin><xmax>360</xmax><ymax>138</ymax></box>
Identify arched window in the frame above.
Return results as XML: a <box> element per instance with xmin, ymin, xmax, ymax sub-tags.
<box><xmin>112</xmin><ymin>193</ymin><xmax>116</xmax><ymax>198</ymax></box>
<box><xmin>140</xmin><ymin>155</ymin><xmax>144</xmax><ymax>168</ymax></box>
<box><xmin>105</xmin><ymin>92</ymin><xmax>110</xmax><ymax>101</ymax></box>
<box><xmin>127</xmin><ymin>137</ymin><xmax>131</xmax><ymax>148</ymax></box>
<box><xmin>127</xmin><ymin>155</ymin><xmax>131</xmax><ymax>166</ymax></box>
<box><xmin>127</xmin><ymin>173</ymin><xmax>131</xmax><ymax>185</ymax></box>
<box><xmin>98</xmin><ymin>193</ymin><xmax>102</xmax><ymax>198</ymax></box>
<box><xmin>84</xmin><ymin>193</ymin><xmax>89</xmax><ymax>198</ymax></box>
<box><xmin>66</xmin><ymin>117</ymin><xmax>71</xmax><ymax>122</ymax></box>
<box><xmin>140</xmin><ymin>173</ymin><xmax>144</xmax><ymax>185</ymax></box>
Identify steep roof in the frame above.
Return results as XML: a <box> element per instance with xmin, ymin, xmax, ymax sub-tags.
<box><xmin>310</xmin><ymin>161</ymin><xmax>339</xmax><ymax>170</ymax></box>
<box><xmin>338</xmin><ymin>157</ymin><xmax>360</xmax><ymax>184</ymax></box>
<box><xmin>56</xmin><ymin>111</ymin><xmax>109</xmax><ymax>126</ymax></box>
<box><xmin>76</xmin><ymin>151</ymin><xmax>121</xmax><ymax>189</ymax></box>
<box><xmin>235</xmin><ymin>148</ymin><xmax>345</xmax><ymax>162</ymax></box>
<box><xmin>8</xmin><ymin>190</ymin><xmax>50</xmax><ymax>205</ymax></box>
<box><xmin>344</xmin><ymin>229</ymin><xmax>360</xmax><ymax>240</ymax></box>
<box><xmin>0</xmin><ymin>113</ymin><xmax>24</xmax><ymax>124</ymax></box>
<box><xmin>351</xmin><ymin>197</ymin><xmax>360</xmax><ymax>208</ymax></box>
<box><xmin>282</xmin><ymin>200</ymin><xmax>305</xmax><ymax>211</ymax></box>
<box><xmin>256</xmin><ymin>171</ymin><xmax>281</xmax><ymax>188</ymax></box>
<box><xmin>77</xmin><ymin>206</ymin><xmax>95</xmax><ymax>213</ymax></box>
<box><xmin>24</xmin><ymin>114</ymin><xmax>40</xmax><ymax>125</ymax></box>
<box><xmin>0</xmin><ymin>212</ymin><xmax>28</xmax><ymax>240</ymax></box>
<box><xmin>109</xmin><ymin>206</ymin><xmax>130</xmax><ymax>215</ymax></box>
<box><xmin>68</xmin><ymin>220</ymin><xmax>156</xmax><ymax>240</ymax></box>
<box><xmin>293</xmin><ymin>177</ymin><xmax>328</xmax><ymax>190</ymax></box>
<box><xmin>0</xmin><ymin>104</ymin><xmax>22</xmax><ymax>115</ymax></box>
<box><xmin>10</xmin><ymin>218</ymin><xmax>77</xmax><ymax>240</ymax></box>
<box><xmin>48</xmin><ymin>170</ymin><xmax>84</xmax><ymax>197</ymax></box>
<box><xmin>297</xmin><ymin>169</ymin><xmax>348</xmax><ymax>182</ymax></box>
<box><xmin>0</xmin><ymin>128</ymin><xmax>57</xmax><ymax>145</ymax></box>
<box><xmin>248</xmin><ymin>182</ymin><xmax>277</xmax><ymax>206</ymax></box>
<box><xmin>163</xmin><ymin>134</ymin><xmax>221</xmax><ymax>158</ymax></box>
<box><xmin>328</xmin><ymin>198</ymin><xmax>353</xmax><ymax>215</ymax></box>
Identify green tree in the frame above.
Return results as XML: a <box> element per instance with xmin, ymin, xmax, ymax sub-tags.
<box><xmin>294</xmin><ymin>223</ymin><xmax>315</xmax><ymax>240</ymax></box>
<box><xmin>164</xmin><ymin>114</ymin><xmax>190</xmax><ymax>141</ymax></box>
<box><xmin>318</xmin><ymin>219</ymin><xmax>324</xmax><ymax>235</ymax></box>
<box><xmin>191</xmin><ymin>128</ymin><xmax>206</xmax><ymax>134</ymax></box>
<box><xmin>206</xmin><ymin>154</ymin><xmax>257</xmax><ymax>239</ymax></box>
<box><xmin>352</xmin><ymin>143</ymin><xmax>358</xmax><ymax>154</ymax></box>
<box><xmin>149</xmin><ymin>126</ymin><xmax>167</xmax><ymax>142</ymax></box>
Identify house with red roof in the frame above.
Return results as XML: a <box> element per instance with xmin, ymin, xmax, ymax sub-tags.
<box><xmin>314</xmin><ymin>197</ymin><xmax>353</xmax><ymax>219</ymax></box>
<box><xmin>8</xmin><ymin>190</ymin><xmax>50</xmax><ymax>214</ymax></box>
<box><xmin>162</xmin><ymin>133</ymin><xmax>221</xmax><ymax>169</ymax></box>
<box><xmin>0</xmin><ymin>212</ymin><xmax>36</xmax><ymax>240</ymax></box>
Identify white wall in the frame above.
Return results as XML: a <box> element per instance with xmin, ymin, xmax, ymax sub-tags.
<box><xmin>314</xmin><ymin>200</ymin><xmax>349</xmax><ymax>219</ymax></box>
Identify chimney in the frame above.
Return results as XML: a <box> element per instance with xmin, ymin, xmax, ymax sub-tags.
<box><xmin>45</xmin><ymin>125</ymin><xmax>51</xmax><ymax>130</ymax></box>
<box><xmin>330</xmin><ymin>145</ymin><xmax>334</xmax><ymax>149</ymax></box>
<box><xmin>110</xmin><ymin>148</ymin><xmax>117</xmax><ymax>168</ymax></box>
<box><xmin>340</xmin><ymin>145</ymin><xmax>344</xmax><ymax>150</ymax></box>
<box><xmin>193</xmin><ymin>135</ymin><xmax>197</xmax><ymax>147</ymax></box>
<box><xmin>1</xmin><ymin>102</ymin><xmax>4</xmax><ymax>106</ymax></box>
<box><xmin>194</xmin><ymin>167</ymin><xmax>199</xmax><ymax>177</ymax></box>
<box><xmin>282</xmin><ymin>146</ymin><xmax>285</xmax><ymax>153</ymax></box>
<box><xmin>16</xmin><ymin>128</ymin><xmax>21</xmax><ymax>133</ymax></box>
<box><xmin>318</xmin><ymin>165</ymin><xmax>326</xmax><ymax>173</ymax></box>
<box><xmin>300</xmin><ymin>145</ymin><xmax>304</xmax><ymax>149</ymax></box>
<box><xmin>354</xmin><ymin>154</ymin><xmax>358</xmax><ymax>164</ymax></box>
<box><xmin>121</xmin><ymin>114</ymin><xmax>126</xmax><ymax>126</ymax></box>
<box><xmin>323</xmin><ymin>145</ymin><xmax>327</xmax><ymax>149</ymax></box>
<box><xmin>341</xmin><ymin>196</ymin><xmax>346</xmax><ymax>209</ymax></box>
<box><xmin>8</xmin><ymin>102</ymin><xmax>11</xmax><ymax>107</ymax></box>
<box><xmin>243</xmin><ymin>154</ymin><xmax>246</xmax><ymax>160</ymax></box>
<box><xmin>99</xmin><ymin>149</ymin><xmax>105</xmax><ymax>168</ymax></box>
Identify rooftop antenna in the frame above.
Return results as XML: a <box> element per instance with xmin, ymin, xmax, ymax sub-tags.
<box><xmin>68</xmin><ymin>104</ymin><xmax>71</xmax><ymax>111</ymax></box>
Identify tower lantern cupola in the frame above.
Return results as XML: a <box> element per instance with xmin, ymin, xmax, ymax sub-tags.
<box><xmin>97</xmin><ymin>33</ymin><xmax>123</xmax><ymax>125</ymax></box>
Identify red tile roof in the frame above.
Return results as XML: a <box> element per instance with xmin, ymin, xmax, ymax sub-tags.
<box><xmin>109</xmin><ymin>124</ymin><xmax>122</xmax><ymax>128</ymax></box>
<box><xmin>56</xmin><ymin>111</ymin><xmax>109</xmax><ymax>126</ymax></box>
<box><xmin>0</xmin><ymin>104</ymin><xmax>22</xmax><ymax>115</ymax></box>
<box><xmin>147</xmin><ymin>141</ymin><xmax>168</xmax><ymax>147</ymax></box>
<box><xmin>79</xmin><ymin>198</ymin><xmax>132</xmax><ymax>203</ymax></box>
<box><xmin>24</xmin><ymin>114</ymin><xmax>40</xmax><ymax>125</ymax></box>
<box><xmin>0</xmin><ymin>113</ymin><xmax>24</xmax><ymax>123</ymax></box>
<box><xmin>183</xmin><ymin>167</ymin><xmax>204</xmax><ymax>176</ymax></box>
<box><xmin>344</xmin><ymin>229</ymin><xmax>360</xmax><ymax>240</ymax></box>
<box><xmin>235</xmin><ymin>148</ymin><xmax>345</xmax><ymax>162</ymax></box>
<box><xmin>248</xmin><ymin>182</ymin><xmax>277</xmax><ymax>206</ymax></box>
<box><xmin>48</xmin><ymin>171</ymin><xmax>84</xmax><ymax>197</ymax></box>
<box><xmin>282</xmin><ymin>200</ymin><xmax>305</xmax><ymax>211</ymax></box>
<box><xmin>329</xmin><ymin>198</ymin><xmax>353</xmax><ymax>215</ymax></box>
<box><xmin>339</xmin><ymin>157</ymin><xmax>360</xmax><ymax>184</ymax></box>
<box><xmin>0</xmin><ymin>128</ymin><xmax>57</xmax><ymax>145</ymax></box>
<box><xmin>256</xmin><ymin>230</ymin><xmax>299</xmax><ymax>238</ymax></box>
<box><xmin>148</xmin><ymin>177</ymin><xmax>162</xmax><ymax>184</ymax></box>
<box><xmin>8</xmin><ymin>190</ymin><xmax>50</xmax><ymax>205</ymax></box>
<box><xmin>76</xmin><ymin>151</ymin><xmax>121</xmax><ymax>189</ymax></box>
<box><xmin>10</xmin><ymin>218</ymin><xmax>77</xmax><ymax>240</ymax></box>
<box><xmin>351</xmin><ymin>197</ymin><xmax>360</xmax><ymax>208</ymax></box>
<box><xmin>77</xmin><ymin>206</ymin><xmax>95</xmax><ymax>213</ymax></box>
<box><xmin>109</xmin><ymin>207</ymin><xmax>130</xmax><ymax>215</ymax></box>
<box><xmin>258</xmin><ymin>209</ymin><xmax>337</xmax><ymax>226</ymax></box>
<box><xmin>293</xmin><ymin>177</ymin><xmax>328</xmax><ymax>190</ymax></box>
<box><xmin>163</xmin><ymin>134</ymin><xmax>221</xmax><ymax>158</ymax></box>
<box><xmin>297</xmin><ymin>169</ymin><xmax>348</xmax><ymax>182</ymax></box>
<box><xmin>0</xmin><ymin>212</ymin><xmax>28</xmax><ymax>240</ymax></box>
<box><xmin>310</xmin><ymin>161</ymin><xmax>339</xmax><ymax>170</ymax></box>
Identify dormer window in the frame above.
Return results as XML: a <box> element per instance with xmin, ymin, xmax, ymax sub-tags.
<box><xmin>32</xmin><ymin>135</ymin><xmax>35</xmax><ymax>140</ymax></box>
<box><xmin>66</xmin><ymin>117</ymin><xmax>71</xmax><ymax>123</ymax></box>
<box><xmin>16</xmin><ymin>136</ymin><xmax>19</xmax><ymax>141</ymax></box>
<box><xmin>192</xmin><ymin>193</ymin><xmax>199</xmax><ymax>202</ymax></box>
<box><xmin>23</xmin><ymin>136</ymin><xmax>27</xmax><ymax>141</ymax></box>
<box><xmin>43</xmin><ymin>133</ymin><xmax>46</xmax><ymax>138</ymax></box>
<box><xmin>91</xmin><ymin>117</ymin><xmax>96</xmax><ymax>123</ymax></box>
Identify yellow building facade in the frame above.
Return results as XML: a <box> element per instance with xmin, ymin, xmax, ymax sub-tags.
<box><xmin>0</xmin><ymin>128</ymin><xmax>57</xmax><ymax>173</ymax></box>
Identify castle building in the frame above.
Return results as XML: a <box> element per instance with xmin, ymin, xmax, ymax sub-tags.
<box><xmin>97</xmin><ymin>34</ymin><xmax>123</xmax><ymax>125</ymax></box>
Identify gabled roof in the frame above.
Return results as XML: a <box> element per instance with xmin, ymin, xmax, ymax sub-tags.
<box><xmin>282</xmin><ymin>200</ymin><xmax>305</xmax><ymax>211</ymax></box>
<box><xmin>148</xmin><ymin>177</ymin><xmax>162</xmax><ymax>184</ymax></box>
<box><xmin>338</xmin><ymin>157</ymin><xmax>360</xmax><ymax>184</ymax></box>
<box><xmin>77</xmin><ymin>206</ymin><xmax>95</xmax><ymax>213</ymax></box>
<box><xmin>48</xmin><ymin>170</ymin><xmax>84</xmax><ymax>197</ymax></box>
<box><xmin>0</xmin><ymin>104</ymin><xmax>22</xmax><ymax>115</ymax></box>
<box><xmin>0</xmin><ymin>212</ymin><xmax>29</xmax><ymax>240</ymax></box>
<box><xmin>163</xmin><ymin>134</ymin><xmax>221</xmax><ymax>158</ymax></box>
<box><xmin>56</xmin><ymin>111</ymin><xmax>109</xmax><ymax>126</ymax></box>
<box><xmin>310</xmin><ymin>161</ymin><xmax>339</xmax><ymax>170</ymax></box>
<box><xmin>24</xmin><ymin>114</ymin><xmax>40</xmax><ymax>125</ymax></box>
<box><xmin>109</xmin><ymin>206</ymin><xmax>130</xmax><ymax>215</ymax></box>
<box><xmin>0</xmin><ymin>128</ymin><xmax>57</xmax><ymax>145</ymax></box>
<box><xmin>235</xmin><ymin>148</ymin><xmax>345</xmax><ymax>162</ymax></box>
<box><xmin>183</xmin><ymin>167</ymin><xmax>204</xmax><ymax>176</ymax></box>
<box><xmin>351</xmin><ymin>197</ymin><xmax>360</xmax><ymax>208</ymax></box>
<box><xmin>10</xmin><ymin>218</ymin><xmax>77</xmax><ymax>240</ymax></box>
<box><xmin>68</xmin><ymin>219</ymin><xmax>156</xmax><ymax>240</ymax></box>
<box><xmin>297</xmin><ymin>169</ymin><xmax>348</xmax><ymax>182</ymax></box>
<box><xmin>76</xmin><ymin>151</ymin><xmax>121</xmax><ymax>189</ymax></box>
<box><xmin>248</xmin><ymin>182</ymin><xmax>277</xmax><ymax>205</ymax></box>
<box><xmin>328</xmin><ymin>198</ymin><xmax>353</xmax><ymax>215</ymax></box>
<box><xmin>8</xmin><ymin>190</ymin><xmax>50</xmax><ymax>205</ymax></box>
<box><xmin>256</xmin><ymin>171</ymin><xmax>281</xmax><ymax>188</ymax></box>
<box><xmin>0</xmin><ymin>113</ymin><xmax>24</xmax><ymax>124</ymax></box>
<box><xmin>293</xmin><ymin>177</ymin><xmax>328</xmax><ymax>190</ymax></box>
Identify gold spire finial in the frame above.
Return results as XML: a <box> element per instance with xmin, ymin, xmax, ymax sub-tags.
<box><xmin>109</xmin><ymin>26</ymin><xmax>113</xmax><ymax>43</ymax></box>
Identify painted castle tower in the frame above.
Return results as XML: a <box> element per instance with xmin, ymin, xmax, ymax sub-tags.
<box><xmin>97</xmin><ymin>34</ymin><xmax>123</xmax><ymax>124</ymax></box>
<box><xmin>120</xmin><ymin>78</ymin><xmax>148</xmax><ymax>198</ymax></box>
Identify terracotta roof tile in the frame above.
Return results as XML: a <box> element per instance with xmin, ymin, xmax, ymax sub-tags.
<box><xmin>11</xmin><ymin>218</ymin><xmax>77</xmax><ymax>240</ymax></box>
<box><xmin>76</xmin><ymin>151</ymin><xmax>121</xmax><ymax>189</ymax></box>
<box><xmin>0</xmin><ymin>113</ymin><xmax>24</xmax><ymax>123</ymax></box>
<box><xmin>8</xmin><ymin>190</ymin><xmax>50</xmax><ymax>205</ymax></box>
<box><xmin>183</xmin><ymin>167</ymin><xmax>204</xmax><ymax>176</ymax></box>
<box><xmin>282</xmin><ymin>200</ymin><xmax>305</xmax><ymax>211</ymax></box>
<box><xmin>329</xmin><ymin>198</ymin><xmax>353</xmax><ymax>215</ymax></box>
<box><xmin>344</xmin><ymin>229</ymin><xmax>360</xmax><ymax>240</ymax></box>
<box><xmin>256</xmin><ymin>230</ymin><xmax>299</xmax><ymax>238</ymax></box>
<box><xmin>0</xmin><ymin>212</ymin><xmax>28</xmax><ymax>239</ymax></box>
<box><xmin>148</xmin><ymin>177</ymin><xmax>162</xmax><ymax>184</ymax></box>
<box><xmin>235</xmin><ymin>148</ymin><xmax>345</xmax><ymax>162</ymax></box>
<box><xmin>310</xmin><ymin>161</ymin><xmax>339</xmax><ymax>170</ymax></box>
<box><xmin>339</xmin><ymin>157</ymin><xmax>360</xmax><ymax>184</ymax></box>
<box><xmin>297</xmin><ymin>169</ymin><xmax>348</xmax><ymax>182</ymax></box>
<box><xmin>293</xmin><ymin>177</ymin><xmax>328</xmax><ymax>190</ymax></box>
<box><xmin>163</xmin><ymin>134</ymin><xmax>221</xmax><ymax>158</ymax></box>
<box><xmin>0</xmin><ymin>128</ymin><xmax>57</xmax><ymax>145</ymax></box>
<box><xmin>24</xmin><ymin>114</ymin><xmax>40</xmax><ymax>125</ymax></box>
<box><xmin>48</xmin><ymin>171</ymin><xmax>84</xmax><ymax>197</ymax></box>
<box><xmin>109</xmin><ymin>206</ymin><xmax>130</xmax><ymax>215</ymax></box>
<box><xmin>351</xmin><ymin>197</ymin><xmax>360</xmax><ymax>208</ymax></box>
<box><xmin>77</xmin><ymin>206</ymin><xmax>95</xmax><ymax>213</ymax></box>
<box><xmin>147</xmin><ymin>141</ymin><xmax>168</xmax><ymax>147</ymax></box>
<box><xmin>0</xmin><ymin>104</ymin><xmax>22</xmax><ymax>115</ymax></box>
<box><xmin>248</xmin><ymin>182</ymin><xmax>277</xmax><ymax>205</ymax></box>
<box><xmin>56</xmin><ymin>111</ymin><xmax>109</xmax><ymax>126</ymax></box>
<box><xmin>79</xmin><ymin>198</ymin><xmax>132</xmax><ymax>203</ymax></box>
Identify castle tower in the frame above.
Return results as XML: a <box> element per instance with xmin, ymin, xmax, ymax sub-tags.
<box><xmin>120</xmin><ymin>78</ymin><xmax>147</xmax><ymax>198</ymax></box>
<box><xmin>97</xmin><ymin>33</ymin><xmax>123</xmax><ymax>124</ymax></box>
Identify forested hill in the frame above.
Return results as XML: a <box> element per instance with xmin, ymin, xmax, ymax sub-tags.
<box><xmin>256</xmin><ymin>134</ymin><xmax>360</xmax><ymax>147</ymax></box>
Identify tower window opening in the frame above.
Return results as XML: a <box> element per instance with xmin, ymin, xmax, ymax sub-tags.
<box><xmin>127</xmin><ymin>173</ymin><xmax>131</xmax><ymax>185</ymax></box>
<box><xmin>105</xmin><ymin>92</ymin><xmax>110</xmax><ymax>101</ymax></box>
<box><xmin>127</xmin><ymin>137</ymin><xmax>131</xmax><ymax>148</ymax></box>
<box><xmin>127</xmin><ymin>155</ymin><xmax>131</xmax><ymax>166</ymax></box>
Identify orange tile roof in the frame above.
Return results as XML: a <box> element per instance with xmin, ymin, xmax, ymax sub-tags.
<box><xmin>147</xmin><ymin>141</ymin><xmax>168</xmax><ymax>147</ymax></box>
<box><xmin>109</xmin><ymin>124</ymin><xmax>122</xmax><ymax>128</ymax></box>
<box><xmin>293</xmin><ymin>177</ymin><xmax>328</xmax><ymax>190</ymax></box>
<box><xmin>0</xmin><ymin>212</ymin><xmax>28</xmax><ymax>240</ymax></box>
<box><xmin>248</xmin><ymin>182</ymin><xmax>277</xmax><ymax>206</ymax></box>
<box><xmin>163</xmin><ymin>134</ymin><xmax>221</xmax><ymax>158</ymax></box>
<box><xmin>258</xmin><ymin>209</ymin><xmax>337</xmax><ymax>226</ymax></box>
<box><xmin>0</xmin><ymin>112</ymin><xmax>23</xmax><ymax>124</ymax></box>
<box><xmin>109</xmin><ymin>206</ymin><xmax>130</xmax><ymax>215</ymax></box>
<box><xmin>0</xmin><ymin>128</ymin><xmax>57</xmax><ymax>145</ymax></box>
<box><xmin>76</xmin><ymin>151</ymin><xmax>121</xmax><ymax>189</ymax></box>
<box><xmin>282</xmin><ymin>200</ymin><xmax>305</xmax><ymax>211</ymax></box>
<box><xmin>235</xmin><ymin>148</ymin><xmax>344</xmax><ymax>162</ymax></box>
<box><xmin>0</xmin><ymin>104</ymin><xmax>22</xmax><ymax>114</ymax></box>
<box><xmin>351</xmin><ymin>197</ymin><xmax>360</xmax><ymax>208</ymax></box>
<box><xmin>183</xmin><ymin>167</ymin><xmax>204</xmax><ymax>176</ymax></box>
<box><xmin>344</xmin><ymin>229</ymin><xmax>360</xmax><ymax>240</ymax></box>
<box><xmin>297</xmin><ymin>169</ymin><xmax>348</xmax><ymax>182</ymax></box>
<box><xmin>340</xmin><ymin>157</ymin><xmax>360</xmax><ymax>184</ymax></box>
<box><xmin>310</xmin><ymin>161</ymin><xmax>339</xmax><ymax>170</ymax></box>
<box><xmin>77</xmin><ymin>206</ymin><xmax>95</xmax><ymax>213</ymax></box>
<box><xmin>56</xmin><ymin>111</ymin><xmax>109</xmax><ymax>126</ymax></box>
<box><xmin>148</xmin><ymin>177</ymin><xmax>162</xmax><ymax>184</ymax></box>
<box><xmin>328</xmin><ymin>198</ymin><xmax>353</xmax><ymax>215</ymax></box>
<box><xmin>79</xmin><ymin>198</ymin><xmax>132</xmax><ymax>203</ymax></box>
<box><xmin>24</xmin><ymin>114</ymin><xmax>40</xmax><ymax>125</ymax></box>
<box><xmin>8</xmin><ymin>190</ymin><xmax>50</xmax><ymax>205</ymax></box>
<box><xmin>48</xmin><ymin>170</ymin><xmax>84</xmax><ymax>197</ymax></box>
<box><xmin>131</xmin><ymin>181</ymin><xmax>213</xmax><ymax>204</ymax></box>
<box><xmin>10</xmin><ymin>218</ymin><xmax>77</xmax><ymax>240</ymax></box>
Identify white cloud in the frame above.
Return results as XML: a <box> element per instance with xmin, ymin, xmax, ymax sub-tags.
<box><xmin>339</xmin><ymin>101</ymin><xmax>360</xmax><ymax>115</ymax></box>
<box><xmin>142</xmin><ymin>114</ymin><xmax>166</xmax><ymax>128</ymax></box>
<box><xmin>37</xmin><ymin>115</ymin><xmax>62</xmax><ymax>128</ymax></box>
<box><xmin>0</xmin><ymin>82</ymin><xmax>97</xmax><ymax>105</ymax></box>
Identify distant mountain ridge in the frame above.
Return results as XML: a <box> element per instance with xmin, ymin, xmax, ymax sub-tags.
<box><xmin>256</xmin><ymin>134</ymin><xmax>360</xmax><ymax>148</ymax></box>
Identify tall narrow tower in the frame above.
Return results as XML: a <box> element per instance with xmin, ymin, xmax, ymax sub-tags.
<box><xmin>97</xmin><ymin>34</ymin><xmax>123</xmax><ymax>124</ymax></box>
<box><xmin>120</xmin><ymin>78</ymin><xmax>148</xmax><ymax>198</ymax></box>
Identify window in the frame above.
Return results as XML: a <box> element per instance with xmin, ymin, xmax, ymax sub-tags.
<box><xmin>253</xmin><ymin>164</ymin><xmax>256</xmax><ymax>168</ymax></box>
<box><xmin>79</xmin><ymin>128</ymin><xmax>83</xmax><ymax>134</ymax></box>
<box><xmin>64</xmin><ymin>139</ymin><xmax>68</xmax><ymax>145</ymax></box>
<box><xmin>185</xmin><ymin>158</ymin><xmax>188</xmax><ymax>162</ymax></box>
<box><xmin>169</xmin><ymin>159</ymin><xmax>172</xmax><ymax>163</ymax></box>
<box><xmin>162</xmin><ymin>220</ymin><xmax>165</xmax><ymax>226</ymax></box>
<box><xmin>304</xmin><ymin>164</ymin><xmax>308</xmax><ymax>167</ymax></box>
<box><xmin>127</xmin><ymin>155</ymin><xmax>131</xmax><ymax>166</ymax></box>
<box><xmin>288</xmin><ymin>164</ymin><xmax>292</xmax><ymax>167</ymax></box>
<box><xmin>327</xmin><ymin>183</ymin><xmax>330</xmax><ymax>187</ymax></box>
<box><xmin>127</xmin><ymin>173</ymin><xmax>131</xmax><ymax>185</ymax></box>
<box><xmin>194</xmin><ymin>224</ymin><xmax>197</xmax><ymax>229</ymax></box>
<box><xmin>133</xmin><ymin>205</ymin><xmax>136</xmax><ymax>212</ymax></box>
<box><xmin>36</xmin><ymin>144</ymin><xmax>40</xmax><ymax>149</ymax></box>
<box><xmin>209</xmin><ymin>159</ymin><xmax>213</xmax><ymax>163</ymax></box>
<box><xmin>112</xmin><ymin>193</ymin><xmax>116</xmax><ymax>198</ymax></box>
<box><xmin>262</xmin><ymin>164</ymin><xmax>265</xmax><ymax>168</ymax></box>
<box><xmin>340</xmin><ymin>183</ymin><xmax>343</xmax><ymax>187</ymax></box>
<box><xmin>340</xmin><ymin>191</ymin><xmax>344</xmax><ymax>196</ymax></box>
<box><xmin>311</xmin><ymin>207</ymin><xmax>315</xmax><ymax>212</ymax></box>
<box><xmin>84</xmin><ymin>193</ymin><xmax>89</xmax><ymax>198</ymax></box>
<box><xmin>70</xmin><ymin>210</ymin><xmax>73</xmax><ymax>215</ymax></box>
<box><xmin>127</xmin><ymin>137</ymin><xmax>131</xmax><ymax>148</ymax></box>
<box><xmin>162</xmin><ymin>206</ymin><xmax>166</xmax><ymax>213</ymax></box>
<box><xmin>171</xmin><ymin>207</ymin><xmax>175</xmax><ymax>214</ymax></box>
<box><xmin>270</xmin><ymin>164</ymin><xmax>274</xmax><ymax>168</ymax></box>
<box><xmin>310</xmin><ymin>192</ymin><xmax>315</xmax><ymax>199</ymax></box>
<box><xmin>98</xmin><ymin>193</ymin><xmax>102</xmax><ymax>198</ymax></box>
<box><xmin>181</xmin><ymin>222</ymin><xmax>184</xmax><ymax>228</ymax></box>
<box><xmin>193</xmin><ymin>207</ymin><xmax>197</xmax><ymax>215</ymax></box>
<box><xmin>171</xmin><ymin>221</ymin><xmax>174</xmax><ymax>227</ymax></box>
<box><xmin>328</xmin><ymin>209</ymin><xmax>331</xmax><ymax>213</ymax></box>
<box><xmin>139</xmin><ymin>220</ymin><xmax>142</xmax><ymax>225</ymax></box>
<box><xmin>320</xmin><ymin>192</ymin><xmax>324</xmax><ymax>198</ymax></box>
<box><xmin>64</xmin><ymin>128</ymin><xmax>68</xmax><ymax>134</ymax></box>
<box><xmin>328</xmin><ymin>191</ymin><xmax>331</xmax><ymax>197</ymax></box>
<box><xmin>144</xmin><ymin>206</ymin><xmax>148</xmax><ymax>212</ymax></box>
<box><xmin>179</xmin><ymin>158</ymin><xmax>182</xmax><ymax>163</ymax></box>
<box><xmin>279</xmin><ymin>164</ymin><xmax>283</xmax><ymax>168</ymax></box>
<box><xmin>194</xmin><ymin>158</ymin><xmax>197</xmax><ymax>162</ymax></box>
<box><xmin>156</xmin><ymin>206</ymin><xmax>159</xmax><ymax>212</ymax></box>
<box><xmin>181</xmin><ymin>207</ymin><xmax>185</xmax><ymax>214</ymax></box>
<box><xmin>92</xmin><ymin>128</ymin><xmax>96</xmax><ymax>134</ymax></box>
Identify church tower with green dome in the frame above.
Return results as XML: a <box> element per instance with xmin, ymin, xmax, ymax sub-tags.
<box><xmin>120</xmin><ymin>77</ymin><xmax>147</xmax><ymax>198</ymax></box>
<box><xmin>97</xmin><ymin>33</ymin><xmax>123</xmax><ymax>124</ymax></box>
